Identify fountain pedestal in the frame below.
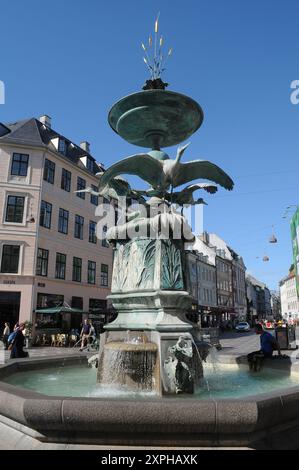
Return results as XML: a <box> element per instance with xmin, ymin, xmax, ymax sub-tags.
<box><xmin>107</xmin><ymin>237</ymin><xmax>192</xmax><ymax>332</ymax></box>
<box><xmin>98</xmin><ymin>236</ymin><xmax>203</xmax><ymax>395</ymax></box>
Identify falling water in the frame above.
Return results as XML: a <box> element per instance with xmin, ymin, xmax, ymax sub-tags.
<box><xmin>189</xmin><ymin>335</ymin><xmax>212</xmax><ymax>396</ymax></box>
<box><xmin>206</xmin><ymin>345</ymin><xmax>221</xmax><ymax>375</ymax></box>
<box><xmin>99</xmin><ymin>335</ymin><xmax>159</xmax><ymax>392</ymax></box>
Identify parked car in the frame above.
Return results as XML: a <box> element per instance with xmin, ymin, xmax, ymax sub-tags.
<box><xmin>235</xmin><ymin>321</ymin><xmax>251</xmax><ymax>332</ymax></box>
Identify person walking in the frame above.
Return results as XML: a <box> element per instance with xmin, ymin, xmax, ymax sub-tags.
<box><xmin>8</xmin><ymin>323</ymin><xmax>28</xmax><ymax>359</ymax></box>
<box><xmin>2</xmin><ymin>322</ymin><xmax>10</xmax><ymax>350</ymax></box>
<box><xmin>80</xmin><ymin>319</ymin><xmax>91</xmax><ymax>351</ymax></box>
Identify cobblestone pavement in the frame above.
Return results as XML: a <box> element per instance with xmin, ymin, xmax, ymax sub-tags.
<box><xmin>218</xmin><ymin>327</ymin><xmax>299</xmax><ymax>361</ymax></box>
<box><xmin>1</xmin><ymin>328</ymin><xmax>298</xmax><ymax>363</ymax></box>
<box><xmin>219</xmin><ymin>331</ymin><xmax>260</xmax><ymax>356</ymax></box>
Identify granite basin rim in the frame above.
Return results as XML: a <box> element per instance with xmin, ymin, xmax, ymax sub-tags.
<box><xmin>2</xmin><ymin>356</ymin><xmax>299</xmax><ymax>447</ymax></box>
<box><xmin>104</xmin><ymin>341</ymin><xmax>158</xmax><ymax>352</ymax></box>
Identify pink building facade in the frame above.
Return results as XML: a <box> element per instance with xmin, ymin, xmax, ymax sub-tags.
<box><xmin>0</xmin><ymin>117</ymin><xmax>113</xmax><ymax>330</ymax></box>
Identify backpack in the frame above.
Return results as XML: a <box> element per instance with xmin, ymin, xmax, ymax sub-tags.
<box><xmin>8</xmin><ymin>331</ymin><xmax>17</xmax><ymax>344</ymax></box>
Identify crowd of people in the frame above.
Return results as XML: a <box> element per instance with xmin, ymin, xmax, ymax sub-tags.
<box><xmin>1</xmin><ymin>318</ymin><xmax>98</xmax><ymax>358</ymax></box>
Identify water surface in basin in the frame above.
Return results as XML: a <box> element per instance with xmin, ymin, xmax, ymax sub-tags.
<box><xmin>3</xmin><ymin>363</ymin><xmax>299</xmax><ymax>399</ymax></box>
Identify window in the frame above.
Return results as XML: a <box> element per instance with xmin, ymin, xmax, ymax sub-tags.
<box><xmin>89</xmin><ymin>221</ymin><xmax>97</xmax><ymax>243</ymax></box>
<box><xmin>43</xmin><ymin>159</ymin><xmax>55</xmax><ymax>184</ymax></box>
<box><xmin>11</xmin><ymin>153</ymin><xmax>29</xmax><ymax>176</ymax></box>
<box><xmin>74</xmin><ymin>215</ymin><xmax>84</xmax><ymax>239</ymax></box>
<box><xmin>102</xmin><ymin>225</ymin><xmax>109</xmax><ymax>247</ymax></box>
<box><xmin>5</xmin><ymin>195</ymin><xmax>25</xmax><ymax>223</ymax></box>
<box><xmin>89</xmin><ymin>298</ymin><xmax>107</xmax><ymax>312</ymax></box>
<box><xmin>77</xmin><ymin>177</ymin><xmax>86</xmax><ymax>199</ymax></box>
<box><xmin>88</xmin><ymin>260</ymin><xmax>96</xmax><ymax>284</ymax></box>
<box><xmin>71</xmin><ymin>296</ymin><xmax>83</xmax><ymax>309</ymax></box>
<box><xmin>36</xmin><ymin>248</ymin><xmax>49</xmax><ymax>276</ymax></box>
<box><xmin>37</xmin><ymin>293</ymin><xmax>64</xmax><ymax>309</ymax></box>
<box><xmin>58</xmin><ymin>208</ymin><xmax>69</xmax><ymax>234</ymax></box>
<box><xmin>61</xmin><ymin>168</ymin><xmax>71</xmax><ymax>192</ymax></box>
<box><xmin>1</xmin><ymin>245</ymin><xmax>20</xmax><ymax>273</ymax></box>
<box><xmin>90</xmin><ymin>185</ymin><xmax>98</xmax><ymax>205</ymax></box>
<box><xmin>55</xmin><ymin>253</ymin><xmax>66</xmax><ymax>280</ymax></box>
<box><xmin>86</xmin><ymin>157</ymin><xmax>94</xmax><ymax>172</ymax></box>
<box><xmin>58</xmin><ymin>138</ymin><xmax>67</xmax><ymax>155</ymax></box>
<box><xmin>40</xmin><ymin>201</ymin><xmax>52</xmax><ymax>228</ymax></box>
<box><xmin>72</xmin><ymin>257</ymin><xmax>82</xmax><ymax>282</ymax></box>
<box><xmin>100</xmin><ymin>263</ymin><xmax>108</xmax><ymax>287</ymax></box>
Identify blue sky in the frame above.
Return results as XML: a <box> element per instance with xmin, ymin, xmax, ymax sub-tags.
<box><xmin>1</xmin><ymin>0</ymin><xmax>299</xmax><ymax>290</ymax></box>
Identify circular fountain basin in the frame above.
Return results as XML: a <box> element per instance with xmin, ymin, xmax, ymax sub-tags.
<box><xmin>2</xmin><ymin>362</ymin><xmax>299</xmax><ymax>399</ymax></box>
<box><xmin>1</xmin><ymin>356</ymin><xmax>299</xmax><ymax>449</ymax></box>
<box><xmin>108</xmin><ymin>90</ymin><xmax>204</xmax><ymax>148</ymax></box>
<box><xmin>104</xmin><ymin>341</ymin><xmax>158</xmax><ymax>352</ymax></box>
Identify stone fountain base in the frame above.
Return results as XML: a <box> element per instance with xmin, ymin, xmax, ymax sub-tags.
<box><xmin>2</xmin><ymin>356</ymin><xmax>299</xmax><ymax>449</ymax></box>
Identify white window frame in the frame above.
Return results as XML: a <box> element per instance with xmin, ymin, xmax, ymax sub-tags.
<box><xmin>0</xmin><ymin>240</ymin><xmax>25</xmax><ymax>275</ymax></box>
<box><xmin>2</xmin><ymin>190</ymin><xmax>30</xmax><ymax>227</ymax></box>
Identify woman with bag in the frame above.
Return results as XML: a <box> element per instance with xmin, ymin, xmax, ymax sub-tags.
<box><xmin>8</xmin><ymin>323</ymin><xmax>28</xmax><ymax>359</ymax></box>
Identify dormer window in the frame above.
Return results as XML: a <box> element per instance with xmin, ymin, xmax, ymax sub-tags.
<box><xmin>86</xmin><ymin>156</ymin><xmax>94</xmax><ymax>172</ymax></box>
<box><xmin>58</xmin><ymin>138</ymin><xmax>67</xmax><ymax>155</ymax></box>
<box><xmin>80</xmin><ymin>155</ymin><xmax>94</xmax><ymax>172</ymax></box>
<box><xmin>0</xmin><ymin>123</ymin><xmax>11</xmax><ymax>137</ymax></box>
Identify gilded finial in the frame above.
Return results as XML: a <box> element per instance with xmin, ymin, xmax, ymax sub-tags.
<box><xmin>141</xmin><ymin>13</ymin><xmax>172</xmax><ymax>90</ymax></box>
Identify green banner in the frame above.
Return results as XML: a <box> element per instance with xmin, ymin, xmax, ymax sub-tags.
<box><xmin>290</xmin><ymin>207</ymin><xmax>299</xmax><ymax>297</ymax></box>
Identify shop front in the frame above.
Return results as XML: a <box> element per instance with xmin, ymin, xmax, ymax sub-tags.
<box><xmin>0</xmin><ymin>290</ymin><xmax>20</xmax><ymax>331</ymax></box>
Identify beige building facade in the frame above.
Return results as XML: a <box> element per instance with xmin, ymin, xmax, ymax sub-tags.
<box><xmin>280</xmin><ymin>273</ymin><xmax>299</xmax><ymax>321</ymax></box>
<box><xmin>0</xmin><ymin>117</ymin><xmax>112</xmax><ymax>330</ymax></box>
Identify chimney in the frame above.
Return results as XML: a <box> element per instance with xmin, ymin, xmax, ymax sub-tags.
<box><xmin>80</xmin><ymin>141</ymin><xmax>90</xmax><ymax>153</ymax></box>
<box><xmin>201</xmin><ymin>231</ymin><xmax>209</xmax><ymax>244</ymax></box>
<box><xmin>39</xmin><ymin>115</ymin><xmax>51</xmax><ymax>128</ymax></box>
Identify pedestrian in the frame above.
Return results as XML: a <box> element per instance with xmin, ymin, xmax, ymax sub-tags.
<box><xmin>8</xmin><ymin>323</ymin><xmax>29</xmax><ymax>359</ymax></box>
<box><xmin>2</xmin><ymin>322</ymin><xmax>10</xmax><ymax>350</ymax></box>
<box><xmin>89</xmin><ymin>320</ymin><xmax>96</xmax><ymax>339</ymax></box>
<box><xmin>247</xmin><ymin>324</ymin><xmax>281</xmax><ymax>371</ymax></box>
<box><xmin>80</xmin><ymin>319</ymin><xmax>91</xmax><ymax>351</ymax></box>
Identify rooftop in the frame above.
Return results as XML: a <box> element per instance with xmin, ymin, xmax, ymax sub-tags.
<box><xmin>0</xmin><ymin>117</ymin><xmax>104</xmax><ymax>176</ymax></box>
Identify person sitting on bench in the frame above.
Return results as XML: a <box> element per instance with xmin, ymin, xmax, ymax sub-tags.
<box><xmin>247</xmin><ymin>323</ymin><xmax>281</xmax><ymax>371</ymax></box>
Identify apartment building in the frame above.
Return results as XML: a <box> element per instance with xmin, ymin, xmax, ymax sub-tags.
<box><xmin>280</xmin><ymin>272</ymin><xmax>299</xmax><ymax>321</ymax></box>
<box><xmin>246</xmin><ymin>274</ymin><xmax>272</xmax><ymax>323</ymax></box>
<box><xmin>0</xmin><ymin>116</ymin><xmax>113</xmax><ymax>329</ymax></box>
<box><xmin>186</xmin><ymin>250</ymin><xmax>217</xmax><ymax>324</ymax></box>
<box><xmin>228</xmin><ymin>248</ymin><xmax>247</xmax><ymax>320</ymax></box>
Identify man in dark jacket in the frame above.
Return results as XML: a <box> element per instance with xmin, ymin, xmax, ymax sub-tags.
<box><xmin>247</xmin><ymin>323</ymin><xmax>281</xmax><ymax>371</ymax></box>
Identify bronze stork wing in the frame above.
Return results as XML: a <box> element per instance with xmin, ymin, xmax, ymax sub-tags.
<box><xmin>179</xmin><ymin>183</ymin><xmax>218</xmax><ymax>196</ymax></box>
<box><xmin>99</xmin><ymin>154</ymin><xmax>164</xmax><ymax>189</ymax></box>
<box><xmin>173</xmin><ymin>160</ymin><xmax>234</xmax><ymax>190</ymax></box>
<box><xmin>109</xmin><ymin>178</ymin><xmax>132</xmax><ymax>196</ymax></box>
